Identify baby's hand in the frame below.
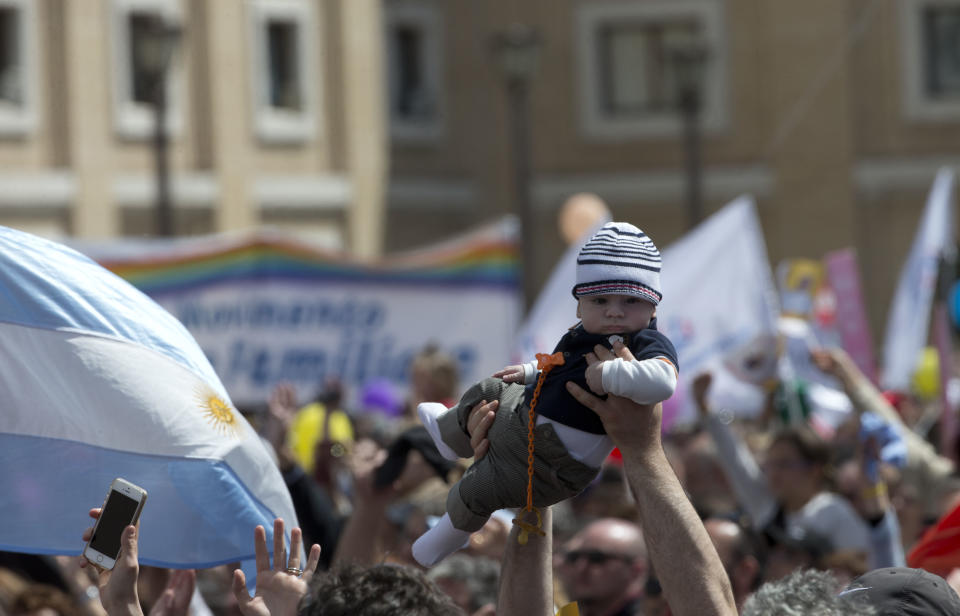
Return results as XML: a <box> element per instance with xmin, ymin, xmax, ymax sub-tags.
<box><xmin>493</xmin><ymin>364</ymin><xmax>525</xmax><ymax>383</ymax></box>
<box><xmin>585</xmin><ymin>359</ymin><xmax>606</xmax><ymax>395</ymax></box>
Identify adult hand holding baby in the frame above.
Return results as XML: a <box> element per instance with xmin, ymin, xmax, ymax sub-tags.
<box><xmin>584</xmin><ymin>340</ymin><xmax>634</xmax><ymax>395</ymax></box>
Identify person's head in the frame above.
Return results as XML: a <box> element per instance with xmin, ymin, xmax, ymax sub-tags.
<box><xmin>763</xmin><ymin>425</ymin><xmax>830</xmax><ymax>509</ymax></box>
<box><xmin>704</xmin><ymin>517</ymin><xmax>763</xmax><ymax>609</ymax></box>
<box><xmin>571</xmin><ymin>222</ymin><xmax>662</xmax><ymax>334</ymax></box>
<box><xmin>762</xmin><ymin>525</ymin><xmax>833</xmax><ymax>583</ymax></box>
<box><xmin>840</xmin><ymin>567</ymin><xmax>960</xmax><ymax>615</ymax></box>
<box><xmin>557</xmin><ymin>518</ymin><xmax>647</xmax><ymax>614</ymax></box>
<box><xmin>410</xmin><ymin>345</ymin><xmax>459</xmax><ymax>406</ymax></box>
<box><xmin>426</xmin><ymin>554</ymin><xmax>500</xmax><ymax>614</ymax></box>
<box><xmin>300</xmin><ymin>563</ymin><xmax>463</xmax><ymax>616</ymax></box>
<box><xmin>742</xmin><ymin>569</ymin><xmax>876</xmax><ymax>616</ymax></box>
<box><xmin>681</xmin><ymin>432</ymin><xmax>737</xmax><ymax>517</ymax></box>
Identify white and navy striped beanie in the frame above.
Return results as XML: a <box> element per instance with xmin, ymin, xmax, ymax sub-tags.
<box><xmin>572</xmin><ymin>222</ymin><xmax>662</xmax><ymax>305</ymax></box>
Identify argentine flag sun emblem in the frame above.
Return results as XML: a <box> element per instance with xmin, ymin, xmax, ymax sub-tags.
<box><xmin>198</xmin><ymin>388</ymin><xmax>242</xmax><ymax>437</ymax></box>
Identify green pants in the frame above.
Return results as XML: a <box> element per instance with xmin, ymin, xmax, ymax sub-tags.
<box><xmin>436</xmin><ymin>378</ymin><xmax>600</xmax><ymax>532</ymax></box>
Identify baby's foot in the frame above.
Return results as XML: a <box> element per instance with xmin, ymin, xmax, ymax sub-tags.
<box><xmin>417</xmin><ymin>402</ymin><xmax>460</xmax><ymax>461</ymax></box>
<box><xmin>412</xmin><ymin>514</ymin><xmax>471</xmax><ymax>567</ymax></box>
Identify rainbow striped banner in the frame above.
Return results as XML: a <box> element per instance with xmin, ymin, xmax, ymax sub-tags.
<box><xmin>76</xmin><ymin>220</ymin><xmax>520</xmax><ymax>405</ymax></box>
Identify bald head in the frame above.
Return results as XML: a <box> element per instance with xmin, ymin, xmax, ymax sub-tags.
<box><xmin>705</xmin><ymin>518</ymin><xmax>741</xmax><ymax>567</ymax></box>
<box><xmin>559</xmin><ymin>518</ymin><xmax>648</xmax><ymax>615</ymax></box>
<box><xmin>705</xmin><ymin>518</ymin><xmax>762</xmax><ymax>608</ymax></box>
<box><xmin>569</xmin><ymin>518</ymin><xmax>647</xmax><ymax>561</ymax></box>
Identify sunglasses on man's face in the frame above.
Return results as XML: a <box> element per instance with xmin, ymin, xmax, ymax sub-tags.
<box><xmin>563</xmin><ymin>549</ymin><xmax>635</xmax><ymax>566</ymax></box>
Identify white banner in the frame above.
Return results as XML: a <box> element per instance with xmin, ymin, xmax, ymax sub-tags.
<box><xmin>167</xmin><ymin>282</ymin><xmax>518</xmax><ymax>404</ymax></box>
<box><xmin>882</xmin><ymin>168</ymin><xmax>956</xmax><ymax>391</ymax></box>
<box><xmin>658</xmin><ymin>197</ymin><xmax>781</xmax><ymax>425</ymax></box>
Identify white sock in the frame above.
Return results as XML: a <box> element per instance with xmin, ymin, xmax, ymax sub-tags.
<box><xmin>417</xmin><ymin>402</ymin><xmax>460</xmax><ymax>461</ymax></box>
<box><xmin>412</xmin><ymin>514</ymin><xmax>471</xmax><ymax>567</ymax></box>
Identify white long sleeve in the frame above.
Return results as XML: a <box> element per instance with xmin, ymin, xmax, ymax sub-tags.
<box><xmin>600</xmin><ymin>357</ymin><xmax>677</xmax><ymax>404</ymax></box>
<box><xmin>521</xmin><ymin>360</ymin><xmax>539</xmax><ymax>384</ymax></box>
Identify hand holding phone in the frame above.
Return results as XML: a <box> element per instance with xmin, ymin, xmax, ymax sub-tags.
<box><xmin>83</xmin><ymin>478</ymin><xmax>148</xmax><ymax>570</ymax></box>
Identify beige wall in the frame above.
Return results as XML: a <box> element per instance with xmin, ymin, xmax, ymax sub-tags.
<box><xmin>384</xmin><ymin>0</ymin><xmax>960</xmax><ymax>340</ymax></box>
<box><xmin>0</xmin><ymin>0</ymin><xmax>386</xmax><ymax>255</ymax></box>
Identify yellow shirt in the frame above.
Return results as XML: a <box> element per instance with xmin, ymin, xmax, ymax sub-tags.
<box><xmin>288</xmin><ymin>402</ymin><xmax>354</xmax><ymax>473</ymax></box>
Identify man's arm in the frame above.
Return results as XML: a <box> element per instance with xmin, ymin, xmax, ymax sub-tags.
<box><xmin>567</xmin><ymin>342</ymin><xmax>737</xmax><ymax>616</ymax></box>
<box><xmin>496</xmin><ymin>506</ymin><xmax>553</xmax><ymax>616</ymax></box>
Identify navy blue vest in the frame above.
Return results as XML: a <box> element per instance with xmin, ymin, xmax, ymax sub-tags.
<box><xmin>528</xmin><ymin>319</ymin><xmax>678</xmax><ymax>434</ymax></box>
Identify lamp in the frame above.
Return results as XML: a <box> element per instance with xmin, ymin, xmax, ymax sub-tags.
<box><xmin>137</xmin><ymin>16</ymin><xmax>183</xmax><ymax>237</ymax></box>
<box><xmin>492</xmin><ymin>24</ymin><xmax>541</xmax><ymax>311</ymax></box>
<box><xmin>668</xmin><ymin>39</ymin><xmax>708</xmax><ymax>230</ymax></box>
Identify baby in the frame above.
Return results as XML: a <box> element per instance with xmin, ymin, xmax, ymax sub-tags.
<box><xmin>414</xmin><ymin>222</ymin><xmax>678</xmax><ymax>566</ymax></box>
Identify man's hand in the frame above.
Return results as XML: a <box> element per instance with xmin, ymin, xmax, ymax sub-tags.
<box><xmin>232</xmin><ymin>519</ymin><xmax>321</xmax><ymax>616</ymax></box>
<box><xmin>148</xmin><ymin>570</ymin><xmax>196</xmax><ymax>616</ymax></box>
<box><xmin>567</xmin><ymin>341</ymin><xmax>660</xmax><ymax>457</ymax></box>
<box><xmin>584</xmin><ymin>356</ymin><xmax>606</xmax><ymax>395</ymax></box>
<box><xmin>810</xmin><ymin>348</ymin><xmax>842</xmax><ymax>376</ymax></box>
<box><xmin>80</xmin><ymin>509</ymin><xmax>142</xmax><ymax>616</ymax></box>
<box><xmin>691</xmin><ymin>372</ymin><xmax>713</xmax><ymax>418</ymax></box>
<box><xmin>466</xmin><ymin>400</ymin><xmax>498</xmax><ymax>460</ymax></box>
<box><xmin>493</xmin><ymin>365</ymin><xmax>526</xmax><ymax>383</ymax></box>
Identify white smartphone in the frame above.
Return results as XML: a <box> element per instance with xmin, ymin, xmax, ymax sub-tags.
<box><xmin>83</xmin><ymin>478</ymin><xmax>148</xmax><ymax>570</ymax></box>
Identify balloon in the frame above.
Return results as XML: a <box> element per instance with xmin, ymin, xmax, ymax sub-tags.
<box><xmin>558</xmin><ymin>193</ymin><xmax>611</xmax><ymax>244</ymax></box>
<box><xmin>912</xmin><ymin>346</ymin><xmax>940</xmax><ymax>400</ymax></box>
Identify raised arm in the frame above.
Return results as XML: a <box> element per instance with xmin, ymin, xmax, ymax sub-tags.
<box><xmin>496</xmin><ymin>507</ymin><xmax>554</xmax><ymax>616</ymax></box>
<box><xmin>567</xmin><ymin>342</ymin><xmax>737</xmax><ymax>616</ymax></box>
<box><xmin>811</xmin><ymin>348</ymin><xmax>954</xmax><ymax>480</ymax></box>
<box><xmin>692</xmin><ymin>372</ymin><xmax>778</xmax><ymax>530</ymax></box>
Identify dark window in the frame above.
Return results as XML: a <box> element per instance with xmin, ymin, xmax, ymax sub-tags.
<box><xmin>0</xmin><ymin>7</ymin><xmax>22</xmax><ymax>104</ymax></box>
<box><xmin>391</xmin><ymin>24</ymin><xmax>435</xmax><ymax>120</ymax></box>
<box><xmin>924</xmin><ymin>6</ymin><xmax>960</xmax><ymax>98</ymax></box>
<box><xmin>267</xmin><ymin>19</ymin><xmax>302</xmax><ymax>110</ymax></box>
<box><xmin>597</xmin><ymin>19</ymin><xmax>699</xmax><ymax>117</ymax></box>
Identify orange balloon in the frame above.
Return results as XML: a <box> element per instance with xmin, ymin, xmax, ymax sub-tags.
<box><xmin>558</xmin><ymin>193</ymin><xmax>611</xmax><ymax>244</ymax></box>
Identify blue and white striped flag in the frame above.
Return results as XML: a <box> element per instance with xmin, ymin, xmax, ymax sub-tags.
<box><xmin>0</xmin><ymin>226</ymin><xmax>297</xmax><ymax>568</ymax></box>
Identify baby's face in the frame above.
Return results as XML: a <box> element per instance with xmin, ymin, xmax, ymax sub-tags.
<box><xmin>577</xmin><ymin>294</ymin><xmax>656</xmax><ymax>335</ymax></box>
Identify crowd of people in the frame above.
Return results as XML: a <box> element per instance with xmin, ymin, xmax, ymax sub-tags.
<box><xmin>3</xmin><ymin>337</ymin><xmax>960</xmax><ymax>615</ymax></box>
<box><xmin>2</xmin><ymin>218</ymin><xmax>960</xmax><ymax>615</ymax></box>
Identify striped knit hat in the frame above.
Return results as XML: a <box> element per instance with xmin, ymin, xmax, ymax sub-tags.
<box><xmin>572</xmin><ymin>222</ymin><xmax>662</xmax><ymax>305</ymax></box>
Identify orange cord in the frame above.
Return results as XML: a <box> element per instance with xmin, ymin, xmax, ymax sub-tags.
<box><xmin>513</xmin><ymin>351</ymin><xmax>565</xmax><ymax>544</ymax></box>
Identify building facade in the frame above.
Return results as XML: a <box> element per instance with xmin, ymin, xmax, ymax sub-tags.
<box><xmin>0</xmin><ymin>0</ymin><xmax>386</xmax><ymax>256</ymax></box>
<box><xmin>3</xmin><ymin>0</ymin><xmax>960</xmax><ymax>336</ymax></box>
<box><xmin>381</xmin><ymin>0</ymin><xmax>960</xmax><ymax>336</ymax></box>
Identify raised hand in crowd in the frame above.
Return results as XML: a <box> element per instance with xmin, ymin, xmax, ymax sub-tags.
<box><xmin>79</xmin><ymin>509</ymin><xmax>196</xmax><ymax>616</ymax></box>
<box><xmin>264</xmin><ymin>383</ymin><xmax>299</xmax><ymax>466</ymax></box>
<box><xmin>148</xmin><ymin>570</ymin><xmax>196</xmax><ymax>616</ymax></box>
<box><xmin>79</xmin><ymin>509</ymin><xmax>142</xmax><ymax>616</ymax></box>
<box><xmin>232</xmin><ymin>519</ymin><xmax>321</xmax><ymax>616</ymax></box>
<box><xmin>692</xmin><ymin>371</ymin><xmax>713</xmax><ymax>419</ymax></box>
<box><xmin>809</xmin><ymin>347</ymin><xmax>858</xmax><ymax>389</ymax></box>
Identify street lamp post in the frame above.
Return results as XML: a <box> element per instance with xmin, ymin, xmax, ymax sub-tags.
<box><xmin>492</xmin><ymin>24</ymin><xmax>541</xmax><ymax>312</ymax></box>
<box><xmin>137</xmin><ymin>17</ymin><xmax>182</xmax><ymax>237</ymax></box>
<box><xmin>669</xmin><ymin>42</ymin><xmax>708</xmax><ymax>231</ymax></box>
